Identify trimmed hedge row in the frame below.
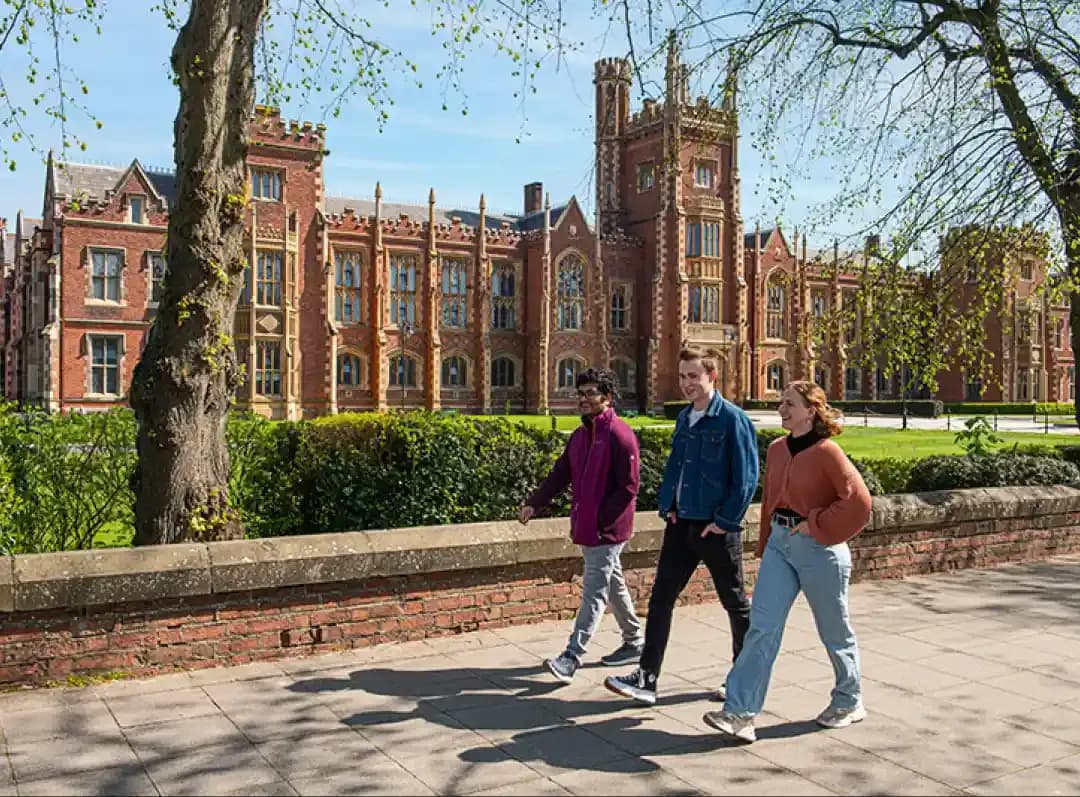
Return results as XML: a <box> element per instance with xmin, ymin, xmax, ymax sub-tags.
<box><xmin>942</xmin><ymin>401</ymin><xmax>1075</xmax><ymax>416</ymax></box>
<box><xmin>1</xmin><ymin>407</ymin><xmax>1075</xmax><ymax>553</ymax></box>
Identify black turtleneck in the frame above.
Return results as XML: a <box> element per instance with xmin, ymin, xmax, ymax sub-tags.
<box><xmin>786</xmin><ymin>426</ymin><xmax>822</xmax><ymax>457</ymax></box>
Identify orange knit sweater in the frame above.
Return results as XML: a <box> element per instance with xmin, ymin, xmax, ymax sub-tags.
<box><xmin>757</xmin><ymin>436</ymin><xmax>873</xmax><ymax>556</ymax></box>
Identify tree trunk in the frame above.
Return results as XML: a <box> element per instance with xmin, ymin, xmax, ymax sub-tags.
<box><xmin>128</xmin><ymin>0</ymin><xmax>267</xmax><ymax>546</ymax></box>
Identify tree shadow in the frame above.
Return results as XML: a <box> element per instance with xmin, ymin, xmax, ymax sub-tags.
<box><xmin>289</xmin><ymin>663</ymin><xmax>824</xmax><ymax>775</ymax></box>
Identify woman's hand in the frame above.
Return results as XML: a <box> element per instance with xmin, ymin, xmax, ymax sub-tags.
<box><xmin>792</xmin><ymin>520</ymin><xmax>809</xmax><ymax>536</ymax></box>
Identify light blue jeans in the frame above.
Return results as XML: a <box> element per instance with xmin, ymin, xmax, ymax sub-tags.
<box><xmin>724</xmin><ymin>520</ymin><xmax>860</xmax><ymax>717</ymax></box>
<box><xmin>565</xmin><ymin>542</ymin><xmax>644</xmax><ymax>660</ymax></box>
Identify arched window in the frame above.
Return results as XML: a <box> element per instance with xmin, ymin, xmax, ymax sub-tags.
<box><xmin>441</xmin><ymin>258</ymin><xmax>468</xmax><ymax>329</ymax></box>
<box><xmin>557</xmin><ymin>357</ymin><xmax>581</xmax><ymax>389</ymax></box>
<box><xmin>441</xmin><ymin>355</ymin><xmax>468</xmax><ymax>388</ymax></box>
<box><xmin>334</xmin><ymin>250</ymin><xmax>363</xmax><ymax>324</ymax></box>
<box><xmin>337</xmin><ymin>352</ymin><xmax>364</xmax><ymax>386</ymax></box>
<box><xmin>610</xmin><ymin>284</ymin><xmax>629</xmax><ymax>331</ymax></box>
<box><xmin>612</xmin><ymin>358</ymin><xmax>636</xmax><ymax>394</ymax></box>
<box><xmin>389</xmin><ymin>354</ymin><xmax>418</xmax><ymax>388</ymax></box>
<box><xmin>492</xmin><ymin>356</ymin><xmax>516</xmax><ymax>388</ymax></box>
<box><xmin>765</xmin><ymin>275</ymin><xmax>787</xmax><ymax>339</ymax></box>
<box><xmin>556</xmin><ymin>255</ymin><xmax>585</xmax><ymax>330</ymax></box>
<box><xmin>492</xmin><ymin>262</ymin><xmax>516</xmax><ymax>329</ymax></box>
<box><xmin>766</xmin><ymin>361</ymin><xmax>786</xmax><ymax>392</ymax></box>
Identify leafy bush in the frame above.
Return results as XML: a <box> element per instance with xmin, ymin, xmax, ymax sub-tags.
<box><xmin>907</xmin><ymin>453</ymin><xmax>1079</xmax><ymax>492</ymax></box>
<box><xmin>858</xmin><ymin>457</ymin><xmax>913</xmax><ymax>494</ymax></box>
<box><xmin>0</xmin><ymin>406</ymin><xmax>136</xmax><ymax>554</ymax></box>
<box><xmin>943</xmin><ymin>401</ymin><xmax>1075</xmax><ymax>416</ymax></box>
<box><xmin>954</xmin><ymin>416</ymin><xmax>1002</xmax><ymax>456</ymax></box>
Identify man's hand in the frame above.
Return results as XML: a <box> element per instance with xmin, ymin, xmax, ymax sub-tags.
<box><xmin>667</xmin><ymin>511</ymin><xmax>678</xmax><ymax>524</ymax></box>
<box><xmin>700</xmin><ymin>522</ymin><xmax>724</xmax><ymax>538</ymax></box>
<box><xmin>792</xmin><ymin>520</ymin><xmax>809</xmax><ymax>535</ymax></box>
<box><xmin>517</xmin><ymin>506</ymin><xmax>535</xmax><ymax>525</ymax></box>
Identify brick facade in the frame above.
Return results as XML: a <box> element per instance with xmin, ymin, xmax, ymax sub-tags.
<box><xmin>1</xmin><ymin>38</ymin><xmax>1073</xmax><ymax>413</ymax></box>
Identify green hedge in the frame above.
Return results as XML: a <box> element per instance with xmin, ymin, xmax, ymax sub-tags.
<box><xmin>743</xmin><ymin>399</ymin><xmax>944</xmax><ymax>418</ymax></box>
<box><xmin>907</xmin><ymin>453</ymin><xmax>1079</xmax><ymax>492</ymax></box>
<box><xmin>942</xmin><ymin>402</ymin><xmax>1075</xmax><ymax>416</ymax></box>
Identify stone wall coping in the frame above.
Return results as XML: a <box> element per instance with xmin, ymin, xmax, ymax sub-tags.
<box><xmin>2</xmin><ymin>485</ymin><xmax>1078</xmax><ymax>613</ymax></box>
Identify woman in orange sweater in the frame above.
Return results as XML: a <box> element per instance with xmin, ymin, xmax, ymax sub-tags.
<box><xmin>703</xmin><ymin>381</ymin><xmax>872</xmax><ymax>743</ymax></box>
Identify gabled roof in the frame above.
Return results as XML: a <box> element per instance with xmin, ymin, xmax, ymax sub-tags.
<box><xmin>1</xmin><ymin>216</ymin><xmax>41</xmax><ymax>266</ymax></box>
<box><xmin>744</xmin><ymin>228</ymin><xmax>773</xmax><ymax>249</ymax></box>
<box><xmin>48</xmin><ymin>158</ymin><xmax>177</xmax><ymax>207</ymax></box>
<box><xmin>515</xmin><ymin>203</ymin><xmax>570</xmax><ymax>232</ymax></box>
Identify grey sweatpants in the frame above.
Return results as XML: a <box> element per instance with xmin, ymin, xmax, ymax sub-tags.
<box><xmin>565</xmin><ymin>542</ymin><xmax>644</xmax><ymax>659</ymax></box>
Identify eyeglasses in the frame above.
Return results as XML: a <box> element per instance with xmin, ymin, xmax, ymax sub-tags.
<box><xmin>576</xmin><ymin>388</ymin><xmax>603</xmax><ymax>398</ymax></box>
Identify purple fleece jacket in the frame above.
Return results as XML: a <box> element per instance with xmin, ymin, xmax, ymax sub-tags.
<box><xmin>526</xmin><ymin>407</ymin><xmax>640</xmax><ymax>545</ymax></box>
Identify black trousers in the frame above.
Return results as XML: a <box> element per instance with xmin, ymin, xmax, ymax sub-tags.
<box><xmin>639</xmin><ymin>517</ymin><xmax>751</xmax><ymax>676</ymax></box>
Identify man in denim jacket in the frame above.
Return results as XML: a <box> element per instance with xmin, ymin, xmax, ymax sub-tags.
<box><xmin>605</xmin><ymin>347</ymin><xmax>759</xmax><ymax>705</ymax></box>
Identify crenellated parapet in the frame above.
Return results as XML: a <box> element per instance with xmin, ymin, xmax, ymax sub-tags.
<box><xmin>594</xmin><ymin>57</ymin><xmax>631</xmax><ymax>83</ymax></box>
<box><xmin>601</xmin><ymin>230</ymin><xmax>645</xmax><ymax>248</ymax></box>
<box><xmin>249</xmin><ymin>105</ymin><xmax>326</xmax><ymax>152</ymax></box>
<box><xmin>321</xmin><ymin>210</ymin><xmax>522</xmax><ymax>247</ymax></box>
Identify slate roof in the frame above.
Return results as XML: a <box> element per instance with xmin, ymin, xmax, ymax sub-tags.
<box><xmin>50</xmin><ymin>161</ymin><xmax>177</xmax><ymax>206</ymax></box>
<box><xmin>324</xmin><ymin>196</ymin><xmax>523</xmax><ymax>231</ymax></box>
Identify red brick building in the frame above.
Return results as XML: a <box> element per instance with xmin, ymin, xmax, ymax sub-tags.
<box><xmin>1</xmin><ymin>40</ymin><xmax>1073</xmax><ymax>415</ymax></box>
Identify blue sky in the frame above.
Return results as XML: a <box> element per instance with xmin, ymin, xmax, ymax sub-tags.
<box><xmin>0</xmin><ymin>1</ymin><xmax>867</xmax><ymax>244</ymax></box>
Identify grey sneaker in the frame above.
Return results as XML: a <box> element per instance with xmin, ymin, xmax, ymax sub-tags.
<box><xmin>703</xmin><ymin>709</ymin><xmax>756</xmax><ymax>743</ymax></box>
<box><xmin>604</xmin><ymin>667</ymin><xmax>658</xmax><ymax>705</ymax></box>
<box><xmin>600</xmin><ymin>641</ymin><xmax>644</xmax><ymax>667</ymax></box>
<box><xmin>815</xmin><ymin>702</ymin><xmax>866</xmax><ymax>729</ymax></box>
<box><xmin>544</xmin><ymin>652</ymin><xmax>580</xmax><ymax>684</ymax></box>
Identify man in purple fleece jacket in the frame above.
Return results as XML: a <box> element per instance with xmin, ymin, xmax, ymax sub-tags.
<box><xmin>518</xmin><ymin>367</ymin><xmax>644</xmax><ymax>684</ymax></box>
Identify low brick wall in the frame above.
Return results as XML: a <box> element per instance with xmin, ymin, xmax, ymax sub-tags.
<box><xmin>1</xmin><ymin>486</ymin><xmax>1079</xmax><ymax>686</ymax></box>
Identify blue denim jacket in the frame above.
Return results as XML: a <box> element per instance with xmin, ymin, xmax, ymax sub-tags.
<box><xmin>657</xmin><ymin>391</ymin><xmax>760</xmax><ymax>532</ymax></box>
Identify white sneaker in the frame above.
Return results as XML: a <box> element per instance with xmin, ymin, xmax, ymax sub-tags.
<box><xmin>815</xmin><ymin>702</ymin><xmax>867</xmax><ymax>729</ymax></box>
<box><xmin>702</xmin><ymin>709</ymin><xmax>756</xmax><ymax>743</ymax></box>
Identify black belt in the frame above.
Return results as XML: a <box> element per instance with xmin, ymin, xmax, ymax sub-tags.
<box><xmin>772</xmin><ymin>511</ymin><xmax>805</xmax><ymax>528</ymax></box>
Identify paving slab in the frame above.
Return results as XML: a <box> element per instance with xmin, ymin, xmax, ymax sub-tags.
<box><xmin>1</xmin><ymin>555</ymin><xmax>1079</xmax><ymax>795</ymax></box>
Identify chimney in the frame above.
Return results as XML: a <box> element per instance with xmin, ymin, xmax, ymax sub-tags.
<box><xmin>524</xmin><ymin>182</ymin><xmax>544</xmax><ymax>215</ymax></box>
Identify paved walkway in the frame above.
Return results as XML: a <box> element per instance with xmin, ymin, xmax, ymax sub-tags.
<box><xmin>2</xmin><ymin>556</ymin><xmax>1080</xmax><ymax>796</ymax></box>
<box><xmin>745</xmin><ymin>411</ymin><xmax>1079</xmax><ymax>435</ymax></box>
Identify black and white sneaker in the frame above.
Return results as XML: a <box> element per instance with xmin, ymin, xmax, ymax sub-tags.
<box><xmin>604</xmin><ymin>667</ymin><xmax>658</xmax><ymax>705</ymax></box>
<box><xmin>710</xmin><ymin>682</ymin><xmax>727</xmax><ymax>702</ymax></box>
<box><xmin>600</xmin><ymin>642</ymin><xmax>644</xmax><ymax>667</ymax></box>
<box><xmin>544</xmin><ymin>652</ymin><xmax>580</xmax><ymax>684</ymax></box>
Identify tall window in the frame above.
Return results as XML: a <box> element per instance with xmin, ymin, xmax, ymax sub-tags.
<box><xmin>841</xmin><ymin>290</ymin><xmax>858</xmax><ymax>341</ymax></box>
<box><xmin>876</xmin><ymin>368</ymin><xmax>890</xmax><ymax>394</ymax></box>
<box><xmin>255</xmin><ymin>341</ymin><xmax>282</xmax><ymax>396</ymax></box>
<box><xmin>337</xmin><ymin>352</ymin><xmax>363</xmax><ymax>387</ymax></box>
<box><xmin>1056</xmin><ymin>319</ymin><xmax>1065</xmax><ymax>349</ymax></box>
<box><xmin>557</xmin><ymin>357</ymin><xmax>580</xmax><ymax>389</ymax></box>
<box><xmin>814</xmin><ymin>366</ymin><xmax>828</xmax><ymax>390</ymax></box>
<box><xmin>335</xmin><ymin>251</ymin><xmax>363</xmax><ymax>324</ymax></box>
<box><xmin>766</xmin><ymin>362</ymin><xmax>785</xmax><ymax>392</ymax></box>
<box><xmin>613</xmin><ymin>358</ymin><xmax>635</xmax><ymax>394</ymax></box>
<box><xmin>441</xmin><ymin>258</ymin><xmax>468</xmax><ymax>329</ymax></box>
<box><xmin>389</xmin><ymin>355</ymin><xmax>417</xmax><ymax>388</ymax></box>
<box><xmin>845</xmin><ymin>367</ymin><xmax>860</xmax><ymax>394</ymax></box>
<box><xmin>1033</xmin><ymin>311</ymin><xmax>1044</xmax><ymax>346</ymax></box>
<box><xmin>556</xmin><ymin>255</ymin><xmax>585</xmax><ymax>330</ymax></box>
<box><xmin>1068</xmin><ymin>367</ymin><xmax>1076</xmax><ymax>401</ymax></box>
<box><xmin>89</xmin><ymin>336</ymin><xmax>121</xmax><ymax>395</ymax></box>
<box><xmin>492</xmin><ymin>356</ymin><xmax>516</xmax><ymax>388</ymax></box>
<box><xmin>90</xmin><ymin>249</ymin><xmax>123</xmax><ymax>302</ymax></box>
<box><xmin>1017</xmin><ymin>368</ymin><xmax>1030</xmax><ymax>400</ymax></box>
<box><xmin>688</xmin><ymin>283</ymin><xmax>720</xmax><ymax>324</ymax></box>
<box><xmin>695</xmin><ymin>162</ymin><xmax>714</xmax><ymax>188</ymax></box>
<box><xmin>251</xmin><ymin>169</ymin><xmax>282</xmax><ymax>201</ymax></box>
<box><xmin>390</xmin><ymin>254</ymin><xmax>418</xmax><ymax>326</ymax></box>
<box><xmin>766</xmin><ymin>277</ymin><xmax>787</xmax><ymax>339</ymax></box>
<box><xmin>442</xmin><ymin>355</ymin><xmax>468</xmax><ymax>388</ymax></box>
<box><xmin>256</xmin><ymin>251</ymin><xmax>283</xmax><ymax>306</ymax></box>
<box><xmin>129</xmin><ymin>196</ymin><xmax>144</xmax><ymax>225</ymax></box>
<box><xmin>610</xmin><ymin>284</ymin><xmax>630</xmax><ymax>331</ymax></box>
<box><xmin>685</xmin><ymin>221</ymin><xmax>720</xmax><ymax>258</ymax></box>
<box><xmin>811</xmin><ymin>289</ymin><xmax>827</xmax><ymax>318</ymax></box>
<box><xmin>965</xmin><ymin>374</ymin><xmax>983</xmax><ymax>401</ymax></box>
<box><xmin>637</xmin><ymin>162</ymin><xmax>655</xmax><ymax>191</ymax></box>
<box><xmin>492</xmin><ymin>262</ymin><xmax>516</xmax><ymax>330</ymax></box>
<box><xmin>1021</xmin><ymin>259</ymin><xmax>1034</xmax><ymax>280</ymax></box>
<box><xmin>149</xmin><ymin>252</ymin><xmax>167</xmax><ymax>304</ymax></box>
